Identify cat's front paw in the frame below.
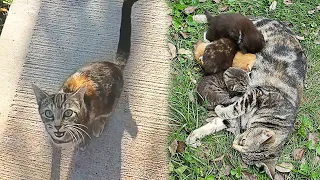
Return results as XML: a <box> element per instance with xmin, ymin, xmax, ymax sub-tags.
<box><xmin>186</xmin><ymin>130</ymin><xmax>203</xmax><ymax>148</ymax></box>
<box><xmin>215</xmin><ymin>105</ymin><xmax>226</xmax><ymax>118</ymax></box>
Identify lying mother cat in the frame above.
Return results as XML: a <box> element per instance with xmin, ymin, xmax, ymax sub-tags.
<box><xmin>186</xmin><ymin>17</ymin><xmax>306</xmax><ymax>179</ymax></box>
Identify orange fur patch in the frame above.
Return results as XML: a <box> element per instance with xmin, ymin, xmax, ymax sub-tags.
<box><xmin>194</xmin><ymin>41</ymin><xmax>209</xmax><ymax>66</ymax></box>
<box><xmin>232</xmin><ymin>51</ymin><xmax>256</xmax><ymax>71</ymax></box>
<box><xmin>63</xmin><ymin>74</ymin><xmax>96</xmax><ymax>96</ymax></box>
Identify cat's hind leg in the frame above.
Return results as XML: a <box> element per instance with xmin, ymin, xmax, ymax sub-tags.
<box><xmin>186</xmin><ymin>117</ymin><xmax>227</xmax><ymax>147</ymax></box>
<box><xmin>92</xmin><ymin>115</ymin><xmax>109</xmax><ymax>138</ymax></box>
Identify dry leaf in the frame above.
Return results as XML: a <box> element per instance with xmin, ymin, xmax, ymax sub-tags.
<box><xmin>219</xmin><ymin>6</ymin><xmax>228</xmax><ymax>12</ymax></box>
<box><xmin>242</xmin><ymin>171</ymin><xmax>257</xmax><ymax>180</ymax></box>
<box><xmin>188</xmin><ymin>91</ymin><xmax>195</xmax><ymax>103</ymax></box>
<box><xmin>292</xmin><ymin>148</ymin><xmax>305</xmax><ymax>160</ymax></box>
<box><xmin>308</xmin><ymin>133</ymin><xmax>319</xmax><ymax>147</ymax></box>
<box><xmin>314</xmin><ymin>39</ymin><xmax>320</xmax><ymax>45</ymax></box>
<box><xmin>176</xmin><ymin>141</ymin><xmax>186</xmax><ymax>153</ymax></box>
<box><xmin>168</xmin><ymin>139</ymin><xmax>178</xmax><ymax>156</ymax></box>
<box><xmin>274</xmin><ymin>173</ymin><xmax>285</xmax><ymax>180</ymax></box>
<box><xmin>0</xmin><ymin>8</ymin><xmax>8</xmax><ymax>13</ymax></box>
<box><xmin>314</xmin><ymin>156</ymin><xmax>320</xmax><ymax>165</ymax></box>
<box><xmin>184</xmin><ymin>6</ymin><xmax>197</xmax><ymax>14</ymax></box>
<box><xmin>313</xmin><ymin>29</ymin><xmax>319</xmax><ymax>36</ymax></box>
<box><xmin>269</xmin><ymin>1</ymin><xmax>277</xmax><ymax>11</ymax></box>
<box><xmin>193</xmin><ymin>14</ymin><xmax>208</xmax><ymax>23</ymax></box>
<box><xmin>283</xmin><ymin>0</ymin><xmax>292</xmax><ymax>5</ymax></box>
<box><xmin>199</xmin><ymin>0</ymin><xmax>207</xmax><ymax>2</ymax></box>
<box><xmin>180</xmin><ymin>31</ymin><xmax>189</xmax><ymax>39</ymax></box>
<box><xmin>223</xmin><ymin>165</ymin><xmax>231</xmax><ymax>176</ymax></box>
<box><xmin>308</xmin><ymin>10</ymin><xmax>315</xmax><ymax>15</ymax></box>
<box><xmin>213</xmin><ymin>154</ymin><xmax>225</xmax><ymax>162</ymax></box>
<box><xmin>178</xmin><ymin>48</ymin><xmax>192</xmax><ymax>58</ymax></box>
<box><xmin>213</xmin><ymin>0</ymin><xmax>221</xmax><ymax>3</ymax></box>
<box><xmin>275</xmin><ymin>162</ymin><xmax>294</xmax><ymax>173</ymax></box>
<box><xmin>167</xmin><ymin>43</ymin><xmax>177</xmax><ymax>59</ymax></box>
<box><xmin>295</xmin><ymin>36</ymin><xmax>305</xmax><ymax>40</ymax></box>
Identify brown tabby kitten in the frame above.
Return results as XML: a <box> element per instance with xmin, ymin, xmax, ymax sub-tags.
<box><xmin>204</xmin><ymin>11</ymin><xmax>265</xmax><ymax>54</ymax></box>
<box><xmin>197</xmin><ymin>67</ymin><xmax>250</xmax><ymax>110</ymax></box>
<box><xmin>199</xmin><ymin>38</ymin><xmax>238</xmax><ymax>75</ymax></box>
<box><xmin>32</xmin><ymin>0</ymin><xmax>138</xmax><ymax>149</ymax></box>
<box><xmin>187</xmin><ymin>17</ymin><xmax>306</xmax><ymax>179</ymax></box>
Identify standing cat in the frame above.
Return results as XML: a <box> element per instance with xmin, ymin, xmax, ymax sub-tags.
<box><xmin>187</xmin><ymin>18</ymin><xmax>306</xmax><ymax>179</ymax></box>
<box><xmin>204</xmin><ymin>11</ymin><xmax>265</xmax><ymax>54</ymax></box>
<box><xmin>32</xmin><ymin>0</ymin><xmax>138</xmax><ymax>149</ymax></box>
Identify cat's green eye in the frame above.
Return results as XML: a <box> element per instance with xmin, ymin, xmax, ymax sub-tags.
<box><xmin>44</xmin><ymin>110</ymin><xmax>53</xmax><ymax>118</ymax></box>
<box><xmin>63</xmin><ymin>109</ymin><xmax>73</xmax><ymax>117</ymax></box>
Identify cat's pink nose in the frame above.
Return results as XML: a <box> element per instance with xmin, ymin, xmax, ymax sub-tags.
<box><xmin>55</xmin><ymin>125</ymin><xmax>62</xmax><ymax>130</ymax></box>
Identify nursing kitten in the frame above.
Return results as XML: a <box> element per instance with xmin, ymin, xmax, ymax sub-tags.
<box><xmin>199</xmin><ymin>38</ymin><xmax>238</xmax><ymax>75</ymax></box>
<box><xmin>32</xmin><ymin>0</ymin><xmax>138</xmax><ymax>149</ymax></box>
<box><xmin>232</xmin><ymin>52</ymin><xmax>256</xmax><ymax>71</ymax></box>
<box><xmin>204</xmin><ymin>11</ymin><xmax>265</xmax><ymax>54</ymax></box>
<box><xmin>187</xmin><ymin>18</ymin><xmax>306</xmax><ymax>179</ymax></box>
<box><xmin>194</xmin><ymin>41</ymin><xmax>257</xmax><ymax>72</ymax></box>
<box><xmin>197</xmin><ymin>67</ymin><xmax>249</xmax><ymax>110</ymax></box>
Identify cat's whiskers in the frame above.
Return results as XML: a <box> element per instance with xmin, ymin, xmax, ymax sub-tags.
<box><xmin>71</xmin><ymin>127</ymin><xmax>85</xmax><ymax>143</ymax></box>
<box><xmin>66</xmin><ymin>128</ymin><xmax>77</xmax><ymax>145</ymax></box>
<box><xmin>73</xmin><ymin>123</ymin><xmax>89</xmax><ymax>129</ymax></box>
<box><xmin>72</xmin><ymin>125</ymin><xmax>91</xmax><ymax>139</ymax></box>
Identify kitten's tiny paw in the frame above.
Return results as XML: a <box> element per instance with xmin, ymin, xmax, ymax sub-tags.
<box><xmin>186</xmin><ymin>131</ymin><xmax>202</xmax><ymax>148</ymax></box>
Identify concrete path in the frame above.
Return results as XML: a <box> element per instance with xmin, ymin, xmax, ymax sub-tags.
<box><xmin>0</xmin><ymin>0</ymin><xmax>170</xmax><ymax>179</ymax></box>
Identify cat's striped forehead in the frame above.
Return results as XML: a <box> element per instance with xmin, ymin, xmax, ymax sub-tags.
<box><xmin>41</xmin><ymin>93</ymin><xmax>70</xmax><ymax>109</ymax></box>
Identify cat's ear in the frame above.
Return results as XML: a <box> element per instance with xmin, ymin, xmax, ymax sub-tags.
<box><xmin>260</xmin><ymin>129</ymin><xmax>275</xmax><ymax>145</ymax></box>
<box><xmin>256</xmin><ymin>158</ymin><xmax>276</xmax><ymax>180</ymax></box>
<box><xmin>32</xmin><ymin>84</ymin><xmax>49</xmax><ymax>104</ymax></box>
<box><xmin>71</xmin><ymin>85</ymin><xmax>87</xmax><ymax>100</ymax></box>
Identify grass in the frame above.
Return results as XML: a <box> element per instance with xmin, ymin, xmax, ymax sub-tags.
<box><xmin>167</xmin><ymin>0</ymin><xmax>320</xmax><ymax>179</ymax></box>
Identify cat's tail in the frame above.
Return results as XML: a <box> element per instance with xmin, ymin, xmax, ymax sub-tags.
<box><xmin>115</xmin><ymin>0</ymin><xmax>138</xmax><ymax>70</ymax></box>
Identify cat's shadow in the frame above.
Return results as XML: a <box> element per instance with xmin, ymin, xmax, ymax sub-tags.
<box><xmin>50</xmin><ymin>94</ymin><xmax>138</xmax><ymax>180</ymax></box>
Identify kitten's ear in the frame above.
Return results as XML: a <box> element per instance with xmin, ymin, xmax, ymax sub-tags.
<box><xmin>256</xmin><ymin>158</ymin><xmax>276</xmax><ymax>180</ymax></box>
<box><xmin>32</xmin><ymin>84</ymin><xmax>49</xmax><ymax>104</ymax></box>
<box><xmin>72</xmin><ymin>85</ymin><xmax>87</xmax><ymax>100</ymax></box>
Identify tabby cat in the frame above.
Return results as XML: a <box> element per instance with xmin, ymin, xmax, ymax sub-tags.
<box><xmin>187</xmin><ymin>17</ymin><xmax>306</xmax><ymax>179</ymax></box>
<box><xmin>32</xmin><ymin>0</ymin><xmax>138</xmax><ymax>149</ymax></box>
<box><xmin>197</xmin><ymin>67</ymin><xmax>250</xmax><ymax>110</ymax></box>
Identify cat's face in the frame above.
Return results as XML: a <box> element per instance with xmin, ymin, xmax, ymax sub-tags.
<box><xmin>232</xmin><ymin>127</ymin><xmax>276</xmax><ymax>153</ymax></box>
<box><xmin>239</xmin><ymin>30</ymin><xmax>265</xmax><ymax>54</ymax></box>
<box><xmin>232</xmin><ymin>127</ymin><xmax>283</xmax><ymax>179</ymax></box>
<box><xmin>224</xmin><ymin>67</ymin><xmax>249</xmax><ymax>92</ymax></box>
<box><xmin>32</xmin><ymin>84</ymin><xmax>87</xmax><ymax>145</ymax></box>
